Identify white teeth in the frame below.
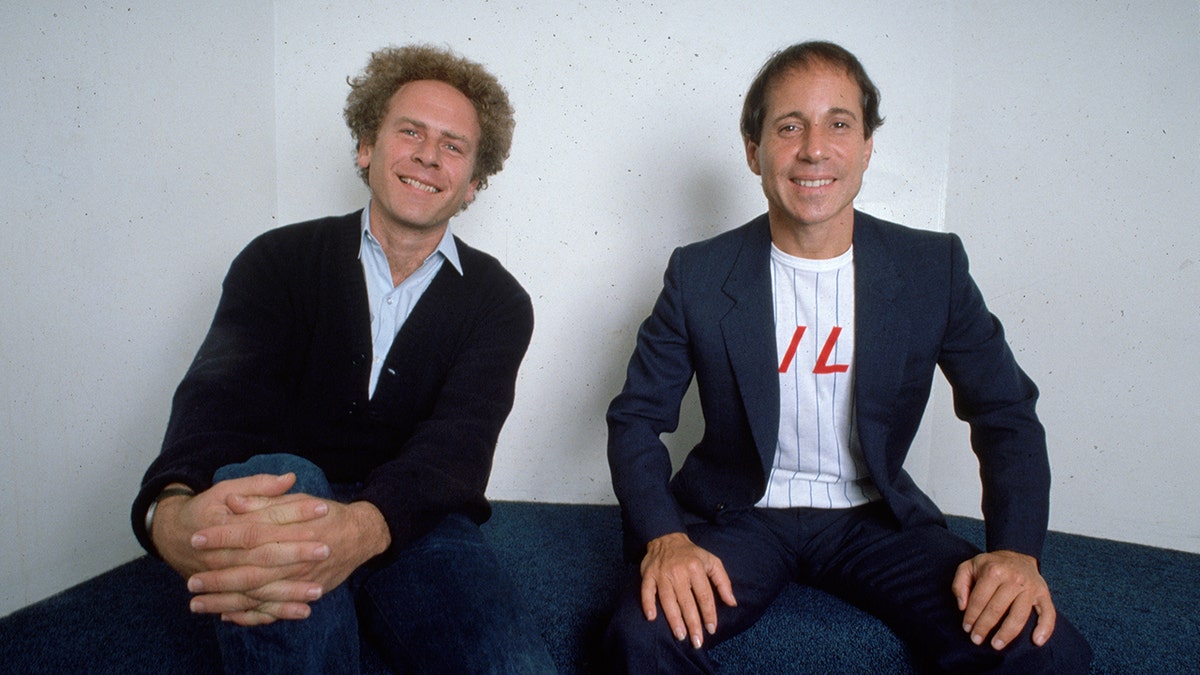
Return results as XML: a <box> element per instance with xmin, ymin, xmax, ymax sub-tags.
<box><xmin>795</xmin><ymin>178</ymin><xmax>833</xmax><ymax>188</ymax></box>
<box><xmin>400</xmin><ymin>177</ymin><xmax>439</xmax><ymax>193</ymax></box>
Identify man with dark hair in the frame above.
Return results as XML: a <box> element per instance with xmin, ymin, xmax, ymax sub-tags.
<box><xmin>132</xmin><ymin>45</ymin><xmax>554</xmax><ymax>674</ymax></box>
<box><xmin>605</xmin><ymin>41</ymin><xmax>1092</xmax><ymax>673</ymax></box>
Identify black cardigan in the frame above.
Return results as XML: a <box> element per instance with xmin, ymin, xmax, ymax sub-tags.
<box><xmin>132</xmin><ymin>211</ymin><xmax>534</xmax><ymax>561</ymax></box>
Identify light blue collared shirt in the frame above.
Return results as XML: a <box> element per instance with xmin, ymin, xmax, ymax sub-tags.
<box><xmin>358</xmin><ymin>204</ymin><xmax>463</xmax><ymax>397</ymax></box>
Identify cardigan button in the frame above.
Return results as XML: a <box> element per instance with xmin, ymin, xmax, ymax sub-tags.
<box><xmin>715</xmin><ymin>502</ymin><xmax>727</xmax><ymax>512</ymax></box>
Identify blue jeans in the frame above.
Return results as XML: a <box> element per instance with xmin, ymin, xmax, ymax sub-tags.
<box><xmin>212</xmin><ymin>454</ymin><xmax>555</xmax><ymax>675</ymax></box>
<box><xmin>605</xmin><ymin>502</ymin><xmax>1092</xmax><ymax>674</ymax></box>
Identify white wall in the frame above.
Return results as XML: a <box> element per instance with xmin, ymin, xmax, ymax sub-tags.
<box><xmin>1</xmin><ymin>2</ymin><xmax>275</xmax><ymax>615</ymax></box>
<box><xmin>2</xmin><ymin>0</ymin><xmax>1196</xmax><ymax>617</ymax></box>
<box><xmin>929</xmin><ymin>2</ymin><xmax>1200</xmax><ymax>553</ymax></box>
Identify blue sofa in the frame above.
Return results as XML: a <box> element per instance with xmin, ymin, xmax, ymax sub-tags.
<box><xmin>1</xmin><ymin>501</ymin><xmax>1196</xmax><ymax>673</ymax></box>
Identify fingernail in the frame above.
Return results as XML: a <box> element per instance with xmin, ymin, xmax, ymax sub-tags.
<box><xmin>315</xmin><ymin>545</ymin><xmax>330</xmax><ymax>559</ymax></box>
<box><xmin>971</xmin><ymin>633</ymin><xmax>984</xmax><ymax>645</ymax></box>
<box><xmin>992</xmin><ymin>638</ymin><xmax>1006</xmax><ymax>650</ymax></box>
<box><xmin>191</xmin><ymin>534</ymin><xmax>207</xmax><ymax>547</ymax></box>
<box><xmin>962</xmin><ymin>622</ymin><xmax>972</xmax><ymax>633</ymax></box>
<box><xmin>674</xmin><ymin>628</ymin><xmax>686</xmax><ymax>641</ymax></box>
<box><xmin>315</xmin><ymin>503</ymin><xmax>328</xmax><ymax>515</ymax></box>
<box><xmin>692</xmin><ymin>635</ymin><xmax>702</xmax><ymax>649</ymax></box>
<box><xmin>706</xmin><ymin>623</ymin><xmax>716</xmax><ymax>635</ymax></box>
<box><xmin>187</xmin><ymin>578</ymin><xmax>203</xmax><ymax>592</ymax></box>
<box><xmin>190</xmin><ymin>599</ymin><xmax>204</xmax><ymax>613</ymax></box>
<box><xmin>306</xmin><ymin>586</ymin><xmax>323</xmax><ymax>600</ymax></box>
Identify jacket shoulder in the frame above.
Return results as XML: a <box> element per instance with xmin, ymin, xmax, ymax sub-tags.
<box><xmin>452</xmin><ymin>236</ymin><xmax>531</xmax><ymax>301</ymax></box>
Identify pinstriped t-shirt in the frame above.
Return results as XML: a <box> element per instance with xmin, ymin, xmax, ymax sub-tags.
<box><xmin>757</xmin><ymin>244</ymin><xmax>881</xmax><ymax>509</ymax></box>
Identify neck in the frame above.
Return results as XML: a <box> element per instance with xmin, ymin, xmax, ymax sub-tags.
<box><xmin>769</xmin><ymin>217</ymin><xmax>853</xmax><ymax>260</ymax></box>
<box><xmin>369</xmin><ymin>214</ymin><xmax>446</xmax><ymax>286</ymax></box>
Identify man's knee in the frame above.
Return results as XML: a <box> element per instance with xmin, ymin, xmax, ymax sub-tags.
<box><xmin>1006</xmin><ymin>615</ymin><xmax>1092</xmax><ymax>675</ymax></box>
<box><xmin>213</xmin><ymin>453</ymin><xmax>332</xmax><ymax>498</ymax></box>
<box><xmin>604</xmin><ymin>585</ymin><xmax>714</xmax><ymax>675</ymax></box>
<box><xmin>931</xmin><ymin>613</ymin><xmax>1092</xmax><ymax>674</ymax></box>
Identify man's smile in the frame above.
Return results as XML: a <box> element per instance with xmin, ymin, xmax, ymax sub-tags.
<box><xmin>400</xmin><ymin>176</ymin><xmax>440</xmax><ymax>193</ymax></box>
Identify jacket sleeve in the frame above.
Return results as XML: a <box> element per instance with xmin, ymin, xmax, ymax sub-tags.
<box><xmin>606</xmin><ymin>247</ymin><xmax>693</xmax><ymax>547</ymax></box>
<box><xmin>938</xmin><ymin>233</ymin><xmax>1050</xmax><ymax>559</ymax></box>
<box><xmin>131</xmin><ymin>232</ymin><xmax>301</xmax><ymax>556</ymax></box>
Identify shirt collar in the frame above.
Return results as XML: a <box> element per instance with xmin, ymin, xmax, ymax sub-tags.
<box><xmin>357</xmin><ymin>202</ymin><xmax>463</xmax><ymax>275</ymax></box>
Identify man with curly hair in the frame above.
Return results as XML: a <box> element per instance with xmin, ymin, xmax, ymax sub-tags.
<box><xmin>131</xmin><ymin>45</ymin><xmax>554</xmax><ymax>674</ymax></box>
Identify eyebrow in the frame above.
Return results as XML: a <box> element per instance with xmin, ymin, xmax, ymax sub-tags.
<box><xmin>772</xmin><ymin>106</ymin><xmax>861</xmax><ymax>124</ymax></box>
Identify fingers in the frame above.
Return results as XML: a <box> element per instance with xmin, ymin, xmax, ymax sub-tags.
<box><xmin>639</xmin><ymin>574</ymin><xmax>659</xmax><ymax>622</ymax></box>
<box><xmin>1030</xmin><ymin>597</ymin><xmax>1057</xmax><ymax>647</ymax></box>
<box><xmin>651</xmin><ymin>567</ymin><xmax>710</xmax><ymax>648</ymax></box>
<box><xmin>212</xmin><ymin>472</ymin><xmax>297</xmax><ymax>500</ymax></box>
<box><xmin>193</xmin><ymin>539</ymin><xmax>332</xmax><ymax>573</ymax></box>
<box><xmin>192</xmin><ymin>590</ymin><xmax>316</xmax><ymax>618</ymax></box>
<box><xmin>639</xmin><ymin>534</ymin><xmax>737</xmax><ymax>649</ymax></box>
<box><xmin>191</xmin><ymin>506</ymin><xmax>328</xmax><ymax>550</ymax></box>
<box><xmin>988</xmin><ymin>595</ymin><xmax>1034</xmax><ymax>650</ymax></box>
<box><xmin>189</xmin><ymin>568</ymin><xmax>324</xmax><ymax>614</ymax></box>
<box><xmin>966</xmin><ymin>582</ymin><xmax>1020</xmax><ymax>648</ymax></box>
<box><xmin>224</xmin><ymin>492</ymin><xmax>326</xmax><ymax>519</ymax></box>
<box><xmin>709</xmin><ymin>560</ymin><xmax>738</xmax><ymax>610</ymax></box>
<box><xmin>955</xmin><ymin>551</ymin><xmax>1057</xmax><ymax>651</ymax></box>
<box><xmin>681</xmin><ymin>564</ymin><xmax>716</xmax><ymax>648</ymax></box>
<box><xmin>951</xmin><ymin>561</ymin><xmax>973</xmax><ymax>611</ymax></box>
<box><xmin>220</xmin><ymin>602</ymin><xmax>314</xmax><ymax>626</ymax></box>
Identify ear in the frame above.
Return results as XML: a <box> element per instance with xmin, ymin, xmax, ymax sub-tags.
<box><xmin>464</xmin><ymin>179</ymin><xmax>479</xmax><ymax>206</ymax></box>
<box><xmin>862</xmin><ymin>134</ymin><xmax>874</xmax><ymax>169</ymax></box>
<box><xmin>744</xmin><ymin>136</ymin><xmax>762</xmax><ymax>175</ymax></box>
<box><xmin>356</xmin><ymin>140</ymin><xmax>373</xmax><ymax>171</ymax></box>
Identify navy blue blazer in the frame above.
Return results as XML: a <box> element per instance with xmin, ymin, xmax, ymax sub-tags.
<box><xmin>607</xmin><ymin>211</ymin><xmax>1050</xmax><ymax>559</ymax></box>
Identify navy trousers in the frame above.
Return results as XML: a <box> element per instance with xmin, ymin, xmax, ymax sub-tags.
<box><xmin>605</xmin><ymin>502</ymin><xmax>1092</xmax><ymax>674</ymax></box>
<box><xmin>211</xmin><ymin>454</ymin><xmax>555</xmax><ymax>675</ymax></box>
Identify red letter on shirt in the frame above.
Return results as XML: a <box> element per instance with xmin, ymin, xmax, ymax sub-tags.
<box><xmin>778</xmin><ymin>326</ymin><xmax>806</xmax><ymax>373</ymax></box>
<box><xmin>812</xmin><ymin>326</ymin><xmax>849</xmax><ymax>374</ymax></box>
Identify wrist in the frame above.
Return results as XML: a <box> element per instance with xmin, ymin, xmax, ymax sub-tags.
<box><xmin>348</xmin><ymin>501</ymin><xmax>391</xmax><ymax>559</ymax></box>
<box><xmin>145</xmin><ymin>484</ymin><xmax>195</xmax><ymax>541</ymax></box>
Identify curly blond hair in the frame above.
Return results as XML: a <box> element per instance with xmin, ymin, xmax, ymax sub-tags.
<box><xmin>345</xmin><ymin>44</ymin><xmax>515</xmax><ymax>190</ymax></box>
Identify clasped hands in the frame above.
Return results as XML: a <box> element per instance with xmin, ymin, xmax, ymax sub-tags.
<box><xmin>639</xmin><ymin>532</ymin><xmax>1056</xmax><ymax>651</ymax></box>
<box><xmin>149</xmin><ymin>473</ymin><xmax>389</xmax><ymax>626</ymax></box>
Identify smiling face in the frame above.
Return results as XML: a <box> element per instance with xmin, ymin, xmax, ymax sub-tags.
<box><xmin>744</xmin><ymin>63</ymin><xmax>873</xmax><ymax>255</ymax></box>
<box><xmin>357</xmin><ymin>79</ymin><xmax>481</xmax><ymax>238</ymax></box>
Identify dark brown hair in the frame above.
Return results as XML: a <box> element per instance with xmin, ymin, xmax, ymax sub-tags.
<box><xmin>740</xmin><ymin>41</ymin><xmax>883</xmax><ymax>143</ymax></box>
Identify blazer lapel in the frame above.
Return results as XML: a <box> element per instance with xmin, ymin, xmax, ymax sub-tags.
<box><xmin>851</xmin><ymin>212</ymin><xmax>908</xmax><ymax>474</ymax></box>
<box><xmin>720</xmin><ymin>217</ymin><xmax>780</xmax><ymax>473</ymax></box>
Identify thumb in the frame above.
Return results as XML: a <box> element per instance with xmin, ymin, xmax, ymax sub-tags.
<box><xmin>950</xmin><ymin>560</ymin><xmax>974</xmax><ymax>611</ymax></box>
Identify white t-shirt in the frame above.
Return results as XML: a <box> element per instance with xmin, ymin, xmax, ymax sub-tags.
<box><xmin>756</xmin><ymin>244</ymin><xmax>881</xmax><ymax>509</ymax></box>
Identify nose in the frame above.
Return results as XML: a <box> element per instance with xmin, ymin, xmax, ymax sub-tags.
<box><xmin>412</xmin><ymin>136</ymin><xmax>440</xmax><ymax>167</ymax></box>
<box><xmin>798</xmin><ymin>127</ymin><xmax>829</xmax><ymax>161</ymax></box>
